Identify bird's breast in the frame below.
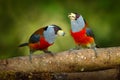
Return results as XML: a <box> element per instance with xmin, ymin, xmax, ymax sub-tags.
<box><xmin>29</xmin><ymin>37</ymin><xmax>53</xmax><ymax>50</ymax></box>
<box><xmin>70</xmin><ymin>29</ymin><xmax>94</xmax><ymax>45</ymax></box>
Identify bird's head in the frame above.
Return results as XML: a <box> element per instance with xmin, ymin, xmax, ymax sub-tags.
<box><xmin>68</xmin><ymin>13</ymin><xmax>86</xmax><ymax>32</ymax></box>
<box><xmin>68</xmin><ymin>13</ymin><xmax>80</xmax><ymax>20</ymax></box>
<box><xmin>52</xmin><ymin>24</ymin><xmax>65</xmax><ymax>36</ymax></box>
<box><xmin>44</xmin><ymin>24</ymin><xmax>65</xmax><ymax>36</ymax></box>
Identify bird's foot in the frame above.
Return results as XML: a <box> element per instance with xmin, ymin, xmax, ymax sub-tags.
<box><xmin>92</xmin><ymin>47</ymin><xmax>98</xmax><ymax>58</ymax></box>
<box><xmin>69</xmin><ymin>46</ymin><xmax>81</xmax><ymax>51</ymax></box>
<box><xmin>29</xmin><ymin>51</ymin><xmax>33</xmax><ymax>63</ymax></box>
<box><xmin>43</xmin><ymin>50</ymin><xmax>54</xmax><ymax>56</ymax></box>
<box><xmin>69</xmin><ymin>47</ymin><xmax>76</xmax><ymax>53</ymax></box>
<box><xmin>68</xmin><ymin>46</ymin><xmax>81</xmax><ymax>54</ymax></box>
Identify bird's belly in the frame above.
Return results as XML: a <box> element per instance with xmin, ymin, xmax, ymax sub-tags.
<box><xmin>74</xmin><ymin>35</ymin><xmax>93</xmax><ymax>45</ymax></box>
<box><xmin>29</xmin><ymin>37</ymin><xmax>53</xmax><ymax>50</ymax></box>
<box><xmin>39</xmin><ymin>37</ymin><xmax>53</xmax><ymax>49</ymax></box>
<box><xmin>71</xmin><ymin>31</ymin><xmax>94</xmax><ymax>45</ymax></box>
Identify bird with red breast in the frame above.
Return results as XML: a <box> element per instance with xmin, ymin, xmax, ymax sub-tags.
<box><xmin>68</xmin><ymin>12</ymin><xmax>97</xmax><ymax>57</ymax></box>
<box><xmin>19</xmin><ymin>24</ymin><xmax>65</xmax><ymax>62</ymax></box>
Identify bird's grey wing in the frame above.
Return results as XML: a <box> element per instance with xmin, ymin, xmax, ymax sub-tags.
<box><xmin>86</xmin><ymin>28</ymin><xmax>95</xmax><ymax>38</ymax></box>
<box><xmin>29</xmin><ymin>34</ymin><xmax>40</xmax><ymax>43</ymax></box>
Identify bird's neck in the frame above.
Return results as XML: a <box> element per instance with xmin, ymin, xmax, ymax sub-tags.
<box><xmin>71</xmin><ymin>16</ymin><xmax>85</xmax><ymax>32</ymax></box>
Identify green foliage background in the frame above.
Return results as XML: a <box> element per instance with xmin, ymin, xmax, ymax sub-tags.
<box><xmin>0</xmin><ymin>0</ymin><xmax>120</xmax><ymax>59</ymax></box>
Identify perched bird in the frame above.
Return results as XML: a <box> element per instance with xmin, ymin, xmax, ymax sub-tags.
<box><xmin>68</xmin><ymin>13</ymin><xmax>97</xmax><ymax>57</ymax></box>
<box><xmin>19</xmin><ymin>24</ymin><xmax>65</xmax><ymax>62</ymax></box>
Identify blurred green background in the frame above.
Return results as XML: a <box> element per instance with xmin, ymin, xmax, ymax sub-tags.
<box><xmin>0</xmin><ymin>0</ymin><xmax>120</xmax><ymax>59</ymax></box>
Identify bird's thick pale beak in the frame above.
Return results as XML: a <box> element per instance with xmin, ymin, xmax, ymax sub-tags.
<box><xmin>68</xmin><ymin>13</ymin><xmax>72</xmax><ymax>18</ymax></box>
<box><xmin>57</xmin><ymin>30</ymin><xmax>65</xmax><ymax>36</ymax></box>
<box><xmin>68</xmin><ymin>13</ymin><xmax>76</xmax><ymax>20</ymax></box>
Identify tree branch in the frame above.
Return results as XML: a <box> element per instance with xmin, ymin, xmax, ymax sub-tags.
<box><xmin>0</xmin><ymin>47</ymin><xmax>120</xmax><ymax>73</ymax></box>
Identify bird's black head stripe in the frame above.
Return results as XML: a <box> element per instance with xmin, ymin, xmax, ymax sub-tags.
<box><xmin>52</xmin><ymin>24</ymin><xmax>62</xmax><ymax>34</ymax></box>
<box><xmin>43</xmin><ymin>26</ymin><xmax>48</xmax><ymax>31</ymax></box>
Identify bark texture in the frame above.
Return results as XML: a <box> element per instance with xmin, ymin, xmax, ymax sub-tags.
<box><xmin>0</xmin><ymin>47</ymin><xmax>120</xmax><ymax>80</ymax></box>
<box><xmin>1</xmin><ymin>47</ymin><xmax>120</xmax><ymax>72</ymax></box>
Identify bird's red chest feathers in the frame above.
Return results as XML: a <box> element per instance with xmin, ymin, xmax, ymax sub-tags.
<box><xmin>29</xmin><ymin>37</ymin><xmax>53</xmax><ymax>50</ymax></box>
<box><xmin>70</xmin><ymin>29</ymin><xmax>94</xmax><ymax>45</ymax></box>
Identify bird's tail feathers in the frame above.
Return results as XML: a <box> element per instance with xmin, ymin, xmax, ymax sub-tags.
<box><xmin>19</xmin><ymin>43</ymin><xmax>28</xmax><ymax>47</ymax></box>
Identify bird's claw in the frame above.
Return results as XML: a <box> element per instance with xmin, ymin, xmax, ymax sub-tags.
<box><xmin>43</xmin><ymin>50</ymin><xmax>54</xmax><ymax>56</ymax></box>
